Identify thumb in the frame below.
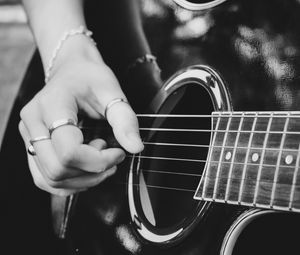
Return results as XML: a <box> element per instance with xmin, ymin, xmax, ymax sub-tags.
<box><xmin>105</xmin><ymin>100</ymin><xmax>144</xmax><ymax>154</ymax></box>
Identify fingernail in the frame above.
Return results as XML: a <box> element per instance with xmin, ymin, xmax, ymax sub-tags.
<box><xmin>127</xmin><ymin>132</ymin><xmax>144</xmax><ymax>151</ymax></box>
<box><xmin>108</xmin><ymin>166</ymin><xmax>117</xmax><ymax>175</ymax></box>
<box><xmin>117</xmin><ymin>154</ymin><xmax>126</xmax><ymax>164</ymax></box>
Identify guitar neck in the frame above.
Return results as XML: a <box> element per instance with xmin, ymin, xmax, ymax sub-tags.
<box><xmin>194</xmin><ymin>111</ymin><xmax>300</xmax><ymax>212</ymax></box>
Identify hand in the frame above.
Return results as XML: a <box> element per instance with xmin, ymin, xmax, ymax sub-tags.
<box><xmin>19</xmin><ymin>38</ymin><xmax>144</xmax><ymax>196</ymax></box>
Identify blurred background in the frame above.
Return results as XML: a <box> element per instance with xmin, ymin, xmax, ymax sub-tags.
<box><xmin>0</xmin><ymin>0</ymin><xmax>34</xmax><ymax>144</ymax></box>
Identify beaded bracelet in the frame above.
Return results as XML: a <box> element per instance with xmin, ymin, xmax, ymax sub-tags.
<box><xmin>44</xmin><ymin>25</ymin><xmax>96</xmax><ymax>84</ymax></box>
<box><xmin>127</xmin><ymin>54</ymin><xmax>161</xmax><ymax>74</ymax></box>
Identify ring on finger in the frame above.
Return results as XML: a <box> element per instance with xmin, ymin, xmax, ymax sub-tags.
<box><xmin>28</xmin><ymin>135</ymin><xmax>51</xmax><ymax>156</ymax></box>
<box><xmin>30</xmin><ymin>135</ymin><xmax>51</xmax><ymax>145</ymax></box>
<box><xmin>48</xmin><ymin>118</ymin><xmax>78</xmax><ymax>136</ymax></box>
<box><xmin>27</xmin><ymin>144</ymin><xmax>36</xmax><ymax>156</ymax></box>
<box><xmin>104</xmin><ymin>98</ymin><xmax>129</xmax><ymax>119</ymax></box>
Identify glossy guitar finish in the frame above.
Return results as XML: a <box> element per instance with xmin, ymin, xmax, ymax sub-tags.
<box><xmin>1</xmin><ymin>0</ymin><xmax>300</xmax><ymax>254</ymax></box>
<box><xmin>67</xmin><ymin>1</ymin><xmax>300</xmax><ymax>254</ymax></box>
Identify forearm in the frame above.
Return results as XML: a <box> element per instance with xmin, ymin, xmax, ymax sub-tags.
<box><xmin>109</xmin><ymin>0</ymin><xmax>151</xmax><ymax>60</ymax></box>
<box><xmin>85</xmin><ymin>0</ymin><xmax>152</xmax><ymax>68</ymax></box>
<box><xmin>84</xmin><ymin>0</ymin><xmax>161</xmax><ymax>108</ymax></box>
<box><xmin>22</xmin><ymin>0</ymin><xmax>99</xmax><ymax>71</ymax></box>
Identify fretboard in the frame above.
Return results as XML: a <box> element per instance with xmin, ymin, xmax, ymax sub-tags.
<box><xmin>194</xmin><ymin>111</ymin><xmax>300</xmax><ymax>212</ymax></box>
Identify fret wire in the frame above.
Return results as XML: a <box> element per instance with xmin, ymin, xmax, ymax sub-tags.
<box><xmin>127</xmin><ymin>155</ymin><xmax>300</xmax><ymax>169</ymax></box>
<box><xmin>142</xmin><ymin>142</ymin><xmax>300</xmax><ymax>153</ymax></box>
<box><xmin>238</xmin><ymin>113</ymin><xmax>258</xmax><ymax>204</ymax></box>
<box><xmin>253</xmin><ymin>113</ymin><xmax>273</xmax><ymax>205</ymax></box>
<box><xmin>212</xmin><ymin>115</ymin><xmax>232</xmax><ymax>200</ymax></box>
<box><xmin>288</xmin><ymin>142</ymin><xmax>300</xmax><ymax>209</ymax></box>
<box><xmin>270</xmin><ymin>116</ymin><xmax>290</xmax><ymax>207</ymax></box>
<box><xmin>224</xmin><ymin>113</ymin><xmax>244</xmax><ymax>202</ymax></box>
<box><xmin>200</xmin><ymin>114</ymin><xmax>221</xmax><ymax>198</ymax></box>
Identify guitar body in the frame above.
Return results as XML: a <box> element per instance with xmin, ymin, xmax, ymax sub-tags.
<box><xmin>67</xmin><ymin>69</ymin><xmax>300</xmax><ymax>255</ymax></box>
<box><xmin>68</xmin><ymin>1</ymin><xmax>300</xmax><ymax>254</ymax></box>
<box><xmin>1</xmin><ymin>0</ymin><xmax>300</xmax><ymax>254</ymax></box>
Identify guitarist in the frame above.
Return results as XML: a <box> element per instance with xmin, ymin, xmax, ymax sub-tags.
<box><xmin>0</xmin><ymin>0</ymin><xmax>161</xmax><ymax>254</ymax></box>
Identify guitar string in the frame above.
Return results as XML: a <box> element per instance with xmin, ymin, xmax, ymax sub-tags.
<box><xmin>82</xmin><ymin>130</ymin><xmax>300</xmax><ymax>170</ymax></box>
<box><xmin>118</xmin><ymin>170</ymin><xmax>300</xmax><ymax>204</ymax></box>
<box><xmin>81</xmin><ymin>126</ymin><xmax>300</xmax><ymax>135</ymax></box>
<box><xmin>135</xmin><ymin>113</ymin><xmax>300</xmax><ymax>118</ymax></box>
<box><xmin>132</xmin><ymin>168</ymin><xmax>300</xmax><ymax>183</ymax></box>
<box><xmin>115</xmin><ymin>180</ymin><xmax>300</xmax><ymax>197</ymax></box>
<box><xmin>142</xmin><ymin>142</ymin><xmax>300</xmax><ymax>153</ymax></box>
<box><xmin>121</xmin><ymin>157</ymin><xmax>300</xmax><ymax>197</ymax></box>
<box><xmin>81</xmin><ymin>113</ymin><xmax>300</xmax><ymax>195</ymax></box>
<box><xmin>125</xmin><ymin>155</ymin><xmax>300</xmax><ymax>170</ymax></box>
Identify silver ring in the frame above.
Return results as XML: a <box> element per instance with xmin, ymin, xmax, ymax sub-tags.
<box><xmin>27</xmin><ymin>135</ymin><xmax>51</xmax><ymax>156</ymax></box>
<box><xmin>104</xmin><ymin>98</ymin><xmax>129</xmax><ymax>119</ymax></box>
<box><xmin>27</xmin><ymin>144</ymin><xmax>36</xmax><ymax>156</ymax></box>
<box><xmin>30</xmin><ymin>135</ymin><xmax>51</xmax><ymax>145</ymax></box>
<box><xmin>48</xmin><ymin>118</ymin><xmax>78</xmax><ymax>136</ymax></box>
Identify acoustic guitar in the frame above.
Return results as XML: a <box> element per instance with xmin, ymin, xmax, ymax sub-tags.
<box><xmin>1</xmin><ymin>0</ymin><xmax>300</xmax><ymax>255</ymax></box>
<box><xmin>65</xmin><ymin>1</ymin><xmax>300</xmax><ymax>254</ymax></box>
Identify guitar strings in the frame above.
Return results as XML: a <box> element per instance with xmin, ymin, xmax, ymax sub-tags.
<box><xmin>135</xmin><ymin>113</ymin><xmax>300</xmax><ymax>118</ymax></box>
<box><xmin>81</xmin><ymin>126</ymin><xmax>300</xmax><ymax>135</ymax></box>
<box><xmin>80</xmin><ymin>113</ymin><xmax>300</xmax><ymax>194</ymax></box>
<box><xmin>114</xmin><ymin>179</ymin><xmax>300</xmax><ymax>195</ymax></box>
<box><xmin>142</xmin><ymin>142</ymin><xmax>300</xmax><ymax>152</ymax></box>
<box><xmin>117</xmin><ymin>182</ymin><xmax>196</xmax><ymax>193</ymax></box>
<box><xmin>82</xmin><ymin>130</ymin><xmax>300</xmax><ymax>154</ymax></box>
<box><xmin>81</xmin><ymin>126</ymin><xmax>300</xmax><ymax>136</ymax></box>
<box><xmin>126</xmin><ymin>167</ymin><xmax>299</xmax><ymax>182</ymax></box>
<box><xmin>125</xmin><ymin>155</ymin><xmax>300</xmax><ymax>170</ymax></box>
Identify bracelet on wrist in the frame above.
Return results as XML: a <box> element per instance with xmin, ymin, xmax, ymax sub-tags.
<box><xmin>44</xmin><ymin>25</ymin><xmax>96</xmax><ymax>84</ymax></box>
<box><xmin>127</xmin><ymin>54</ymin><xmax>161</xmax><ymax>74</ymax></box>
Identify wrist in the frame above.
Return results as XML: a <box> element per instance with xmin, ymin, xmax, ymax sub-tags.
<box><xmin>44</xmin><ymin>30</ymin><xmax>103</xmax><ymax>82</ymax></box>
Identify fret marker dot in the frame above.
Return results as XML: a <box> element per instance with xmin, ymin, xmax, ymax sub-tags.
<box><xmin>285</xmin><ymin>155</ymin><xmax>293</xmax><ymax>165</ymax></box>
<box><xmin>252</xmin><ymin>153</ymin><xmax>259</xmax><ymax>162</ymax></box>
<box><xmin>225</xmin><ymin>151</ymin><xmax>232</xmax><ymax>160</ymax></box>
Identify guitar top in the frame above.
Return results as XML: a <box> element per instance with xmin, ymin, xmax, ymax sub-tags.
<box><xmin>1</xmin><ymin>0</ymin><xmax>300</xmax><ymax>255</ymax></box>
<box><xmin>67</xmin><ymin>1</ymin><xmax>300</xmax><ymax>254</ymax></box>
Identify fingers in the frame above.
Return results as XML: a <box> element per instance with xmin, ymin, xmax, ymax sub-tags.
<box><xmin>86</xmin><ymin>67</ymin><xmax>144</xmax><ymax>154</ymax></box>
<box><xmin>106</xmin><ymin>101</ymin><xmax>144</xmax><ymax>154</ymax></box>
<box><xmin>19</xmin><ymin>98</ymin><xmax>123</xmax><ymax>194</ymax></box>
<box><xmin>18</xmin><ymin>63</ymin><xmax>144</xmax><ymax>196</ymax></box>
<box><xmin>19</xmin><ymin>121</ymin><xmax>119</xmax><ymax>195</ymax></box>
<box><xmin>19</xmin><ymin>121</ymin><xmax>79</xmax><ymax>196</ymax></box>
<box><xmin>22</xmin><ymin>97</ymin><xmax>125</xmax><ymax>174</ymax></box>
<box><xmin>48</xmin><ymin>118</ymin><xmax>125</xmax><ymax>173</ymax></box>
<box><xmin>41</xmin><ymin>94</ymin><xmax>126</xmax><ymax>172</ymax></box>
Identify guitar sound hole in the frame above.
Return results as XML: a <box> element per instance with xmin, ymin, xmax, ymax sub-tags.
<box><xmin>137</xmin><ymin>84</ymin><xmax>213</xmax><ymax>231</ymax></box>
